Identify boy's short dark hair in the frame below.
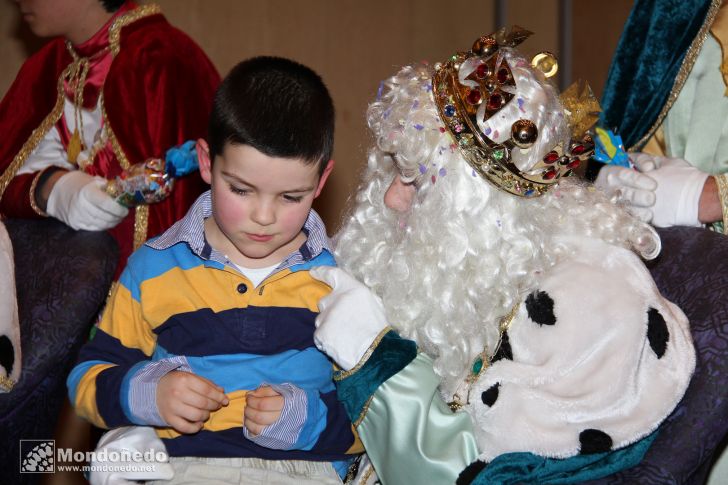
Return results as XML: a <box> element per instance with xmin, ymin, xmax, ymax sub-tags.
<box><xmin>100</xmin><ymin>0</ymin><xmax>125</xmax><ymax>12</ymax></box>
<box><xmin>208</xmin><ymin>56</ymin><xmax>335</xmax><ymax>174</ymax></box>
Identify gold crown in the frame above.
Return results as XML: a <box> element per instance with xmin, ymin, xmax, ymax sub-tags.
<box><xmin>431</xmin><ymin>27</ymin><xmax>597</xmax><ymax>197</ymax></box>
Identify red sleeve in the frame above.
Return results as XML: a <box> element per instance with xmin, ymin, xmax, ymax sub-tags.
<box><xmin>0</xmin><ymin>173</ymin><xmax>43</xmax><ymax>219</ymax></box>
<box><xmin>0</xmin><ymin>40</ymin><xmax>69</xmax><ymax>218</ymax></box>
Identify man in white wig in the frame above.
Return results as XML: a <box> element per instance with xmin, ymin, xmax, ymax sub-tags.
<box><xmin>310</xmin><ymin>28</ymin><xmax>697</xmax><ymax>484</ymax></box>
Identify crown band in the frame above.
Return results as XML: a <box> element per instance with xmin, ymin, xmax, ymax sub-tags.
<box><xmin>431</xmin><ymin>29</ymin><xmax>595</xmax><ymax>197</ymax></box>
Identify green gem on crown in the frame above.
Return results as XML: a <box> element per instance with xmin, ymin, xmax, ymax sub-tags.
<box><xmin>492</xmin><ymin>147</ymin><xmax>506</xmax><ymax>161</ymax></box>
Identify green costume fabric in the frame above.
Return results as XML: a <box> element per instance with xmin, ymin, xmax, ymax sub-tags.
<box><xmin>473</xmin><ymin>432</ymin><xmax>657</xmax><ymax>485</ymax></box>
<box><xmin>661</xmin><ymin>35</ymin><xmax>728</xmax><ymax>175</ymax></box>
<box><xmin>600</xmin><ymin>0</ymin><xmax>714</xmax><ymax>149</ymax></box>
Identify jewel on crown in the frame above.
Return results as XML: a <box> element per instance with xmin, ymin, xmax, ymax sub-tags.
<box><xmin>432</xmin><ymin>26</ymin><xmax>597</xmax><ymax>197</ymax></box>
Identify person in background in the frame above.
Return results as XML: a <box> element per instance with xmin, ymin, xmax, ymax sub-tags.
<box><xmin>0</xmin><ymin>0</ymin><xmax>219</xmax><ymax>277</ymax></box>
<box><xmin>592</xmin><ymin>0</ymin><xmax>728</xmax><ymax>234</ymax></box>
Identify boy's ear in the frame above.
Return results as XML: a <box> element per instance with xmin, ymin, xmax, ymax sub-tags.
<box><xmin>196</xmin><ymin>139</ymin><xmax>212</xmax><ymax>185</ymax></box>
<box><xmin>314</xmin><ymin>159</ymin><xmax>335</xmax><ymax>198</ymax></box>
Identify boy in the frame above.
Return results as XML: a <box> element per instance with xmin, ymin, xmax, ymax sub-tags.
<box><xmin>67</xmin><ymin>56</ymin><xmax>360</xmax><ymax>484</ymax></box>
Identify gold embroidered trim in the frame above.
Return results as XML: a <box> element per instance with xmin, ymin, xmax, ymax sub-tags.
<box><xmin>359</xmin><ymin>462</ymin><xmax>376</xmax><ymax>484</ymax></box>
<box><xmin>29</xmin><ymin>169</ymin><xmax>49</xmax><ymax>216</ymax></box>
<box><xmin>353</xmin><ymin>395</ymin><xmax>375</xmax><ymax>428</ymax></box>
<box><xmin>715</xmin><ymin>174</ymin><xmax>728</xmax><ymax>234</ymax></box>
<box><xmin>133</xmin><ymin>204</ymin><xmax>149</xmax><ymax>250</ymax></box>
<box><xmin>105</xmin><ymin>4</ymin><xmax>160</xmax><ymax>252</ymax></box>
<box><xmin>449</xmin><ymin>302</ymin><xmax>520</xmax><ymax>411</ymax></box>
<box><xmin>0</xmin><ymin>63</ymin><xmax>73</xmax><ymax>199</ymax></box>
<box><xmin>108</xmin><ymin>4</ymin><xmax>161</xmax><ymax>56</ymax></box>
<box><xmin>333</xmin><ymin>326</ymin><xmax>393</xmax><ymax>381</ymax></box>
<box><xmin>632</xmin><ymin>0</ymin><xmax>722</xmax><ymax>150</ymax></box>
<box><xmin>100</xmin><ymin>95</ymin><xmax>130</xmax><ymax>171</ymax></box>
<box><xmin>0</xmin><ymin>374</ymin><xmax>15</xmax><ymax>392</ymax></box>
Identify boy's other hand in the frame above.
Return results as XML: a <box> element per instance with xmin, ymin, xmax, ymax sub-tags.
<box><xmin>157</xmin><ymin>371</ymin><xmax>229</xmax><ymax>434</ymax></box>
<box><xmin>244</xmin><ymin>386</ymin><xmax>284</xmax><ymax>436</ymax></box>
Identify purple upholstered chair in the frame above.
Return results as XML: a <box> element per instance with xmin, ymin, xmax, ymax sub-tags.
<box><xmin>585</xmin><ymin>227</ymin><xmax>728</xmax><ymax>485</ymax></box>
<box><xmin>0</xmin><ymin>218</ymin><xmax>117</xmax><ymax>485</ymax></box>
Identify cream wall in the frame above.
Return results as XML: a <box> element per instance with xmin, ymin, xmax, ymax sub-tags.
<box><xmin>0</xmin><ymin>0</ymin><xmax>632</xmax><ymax>232</ymax></box>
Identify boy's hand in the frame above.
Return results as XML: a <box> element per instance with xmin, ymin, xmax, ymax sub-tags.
<box><xmin>244</xmin><ymin>386</ymin><xmax>284</xmax><ymax>436</ymax></box>
<box><xmin>157</xmin><ymin>371</ymin><xmax>228</xmax><ymax>434</ymax></box>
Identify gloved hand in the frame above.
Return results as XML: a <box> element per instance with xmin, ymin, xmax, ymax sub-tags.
<box><xmin>89</xmin><ymin>426</ymin><xmax>174</xmax><ymax>485</ymax></box>
<box><xmin>310</xmin><ymin>267</ymin><xmax>389</xmax><ymax>371</ymax></box>
<box><xmin>46</xmin><ymin>170</ymin><xmax>129</xmax><ymax>231</ymax></box>
<box><xmin>593</xmin><ymin>163</ymin><xmax>657</xmax><ymax>222</ymax></box>
<box><xmin>631</xmin><ymin>153</ymin><xmax>709</xmax><ymax>227</ymax></box>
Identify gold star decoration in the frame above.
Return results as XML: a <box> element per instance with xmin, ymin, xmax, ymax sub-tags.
<box><xmin>559</xmin><ymin>79</ymin><xmax>602</xmax><ymax>138</ymax></box>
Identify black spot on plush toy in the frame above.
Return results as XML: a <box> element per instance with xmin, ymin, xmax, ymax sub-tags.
<box><xmin>647</xmin><ymin>307</ymin><xmax>669</xmax><ymax>359</ymax></box>
<box><xmin>491</xmin><ymin>331</ymin><xmax>512</xmax><ymax>362</ymax></box>
<box><xmin>579</xmin><ymin>429</ymin><xmax>613</xmax><ymax>454</ymax></box>
<box><xmin>0</xmin><ymin>335</ymin><xmax>14</xmax><ymax>377</ymax></box>
<box><xmin>525</xmin><ymin>290</ymin><xmax>556</xmax><ymax>326</ymax></box>
<box><xmin>456</xmin><ymin>459</ymin><xmax>487</xmax><ymax>485</ymax></box>
<box><xmin>481</xmin><ymin>383</ymin><xmax>500</xmax><ymax>406</ymax></box>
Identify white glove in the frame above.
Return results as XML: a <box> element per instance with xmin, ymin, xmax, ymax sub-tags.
<box><xmin>631</xmin><ymin>154</ymin><xmax>709</xmax><ymax>228</ymax></box>
<box><xmin>594</xmin><ymin>164</ymin><xmax>657</xmax><ymax>222</ymax></box>
<box><xmin>89</xmin><ymin>426</ymin><xmax>174</xmax><ymax>485</ymax></box>
<box><xmin>310</xmin><ymin>267</ymin><xmax>389</xmax><ymax>371</ymax></box>
<box><xmin>46</xmin><ymin>171</ymin><xmax>128</xmax><ymax>231</ymax></box>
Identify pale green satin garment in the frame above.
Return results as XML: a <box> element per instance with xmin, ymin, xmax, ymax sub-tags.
<box><xmin>662</xmin><ymin>34</ymin><xmax>728</xmax><ymax>175</ymax></box>
<box><xmin>357</xmin><ymin>353</ymin><xmax>479</xmax><ymax>485</ymax></box>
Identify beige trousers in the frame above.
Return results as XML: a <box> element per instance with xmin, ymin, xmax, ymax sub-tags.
<box><xmin>147</xmin><ymin>456</ymin><xmax>344</xmax><ymax>485</ymax></box>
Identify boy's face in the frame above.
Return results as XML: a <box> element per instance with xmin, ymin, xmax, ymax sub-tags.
<box><xmin>15</xmin><ymin>0</ymin><xmax>104</xmax><ymax>39</ymax></box>
<box><xmin>199</xmin><ymin>141</ymin><xmax>333</xmax><ymax>269</ymax></box>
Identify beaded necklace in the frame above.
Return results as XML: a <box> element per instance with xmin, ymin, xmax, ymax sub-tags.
<box><xmin>448</xmin><ymin>302</ymin><xmax>520</xmax><ymax>412</ymax></box>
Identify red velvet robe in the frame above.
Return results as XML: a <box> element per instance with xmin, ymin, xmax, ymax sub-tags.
<box><xmin>0</xmin><ymin>2</ymin><xmax>220</xmax><ymax>277</ymax></box>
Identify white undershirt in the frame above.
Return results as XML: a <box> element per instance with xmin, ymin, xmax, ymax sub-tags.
<box><xmin>17</xmin><ymin>97</ymin><xmax>102</xmax><ymax>175</ymax></box>
<box><xmin>229</xmin><ymin>261</ymin><xmax>280</xmax><ymax>288</ymax></box>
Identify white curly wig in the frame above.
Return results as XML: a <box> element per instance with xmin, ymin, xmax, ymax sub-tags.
<box><xmin>334</xmin><ymin>48</ymin><xmax>661</xmax><ymax>399</ymax></box>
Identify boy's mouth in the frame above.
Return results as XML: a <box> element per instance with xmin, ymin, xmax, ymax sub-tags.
<box><xmin>247</xmin><ymin>233</ymin><xmax>273</xmax><ymax>242</ymax></box>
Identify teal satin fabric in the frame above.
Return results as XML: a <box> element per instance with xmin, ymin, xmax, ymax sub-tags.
<box><xmin>358</xmin><ymin>354</ymin><xmax>480</xmax><ymax>485</ymax></box>
<box><xmin>334</xmin><ymin>330</ymin><xmax>417</xmax><ymax>423</ymax></box>
<box><xmin>600</xmin><ymin>0</ymin><xmax>714</xmax><ymax>149</ymax></box>
<box><xmin>473</xmin><ymin>431</ymin><xmax>658</xmax><ymax>485</ymax></box>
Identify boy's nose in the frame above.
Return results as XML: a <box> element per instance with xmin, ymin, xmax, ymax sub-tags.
<box><xmin>251</xmin><ymin>200</ymin><xmax>275</xmax><ymax>226</ymax></box>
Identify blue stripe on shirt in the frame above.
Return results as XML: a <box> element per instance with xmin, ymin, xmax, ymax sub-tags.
<box><xmin>153</xmin><ymin>345</ymin><xmax>335</xmax><ymax>393</ymax></box>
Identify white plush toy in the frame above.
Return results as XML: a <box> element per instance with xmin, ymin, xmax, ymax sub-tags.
<box><xmin>0</xmin><ymin>221</ymin><xmax>21</xmax><ymax>393</ymax></box>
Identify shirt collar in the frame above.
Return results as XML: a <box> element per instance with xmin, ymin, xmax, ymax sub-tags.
<box><xmin>147</xmin><ymin>191</ymin><xmax>332</xmax><ymax>268</ymax></box>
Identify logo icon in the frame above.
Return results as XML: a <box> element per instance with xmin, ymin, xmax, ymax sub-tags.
<box><xmin>20</xmin><ymin>440</ymin><xmax>55</xmax><ymax>473</ymax></box>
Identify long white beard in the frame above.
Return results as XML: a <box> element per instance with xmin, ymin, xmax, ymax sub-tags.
<box><xmin>334</xmin><ymin>150</ymin><xmax>659</xmax><ymax>398</ymax></box>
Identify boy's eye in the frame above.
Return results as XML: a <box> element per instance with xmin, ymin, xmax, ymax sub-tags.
<box><xmin>283</xmin><ymin>194</ymin><xmax>304</xmax><ymax>203</ymax></box>
<box><xmin>228</xmin><ymin>185</ymin><xmax>249</xmax><ymax>196</ymax></box>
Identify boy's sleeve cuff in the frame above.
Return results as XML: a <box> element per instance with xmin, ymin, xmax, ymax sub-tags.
<box><xmin>243</xmin><ymin>383</ymin><xmax>307</xmax><ymax>450</ymax></box>
<box><xmin>123</xmin><ymin>356</ymin><xmax>192</xmax><ymax>426</ymax></box>
<box><xmin>334</xmin><ymin>329</ymin><xmax>417</xmax><ymax>425</ymax></box>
